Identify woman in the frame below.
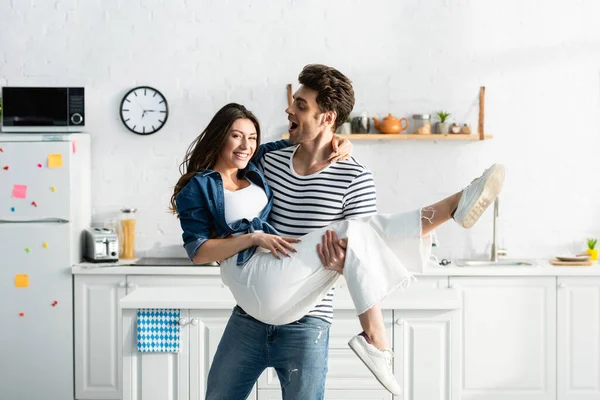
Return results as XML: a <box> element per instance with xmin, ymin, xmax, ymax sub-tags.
<box><xmin>171</xmin><ymin>103</ymin><xmax>504</xmax><ymax>395</ymax></box>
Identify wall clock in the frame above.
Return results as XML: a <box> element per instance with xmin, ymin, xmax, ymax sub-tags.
<box><xmin>120</xmin><ymin>86</ymin><xmax>169</xmax><ymax>135</ymax></box>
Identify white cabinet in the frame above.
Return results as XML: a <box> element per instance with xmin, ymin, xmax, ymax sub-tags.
<box><xmin>188</xmin><ymin>309</ymin><xmax>237</xmax><ymax>400</ymax></box>
<box><xmin>122</xmin><ymin>307</ymin><xmax>252</xmax><ymax>400</ymax></box>
<box><xmin>557</xmin><ymin>277</ymin><xmax>600</xmax><ymax>400</ymax></box>
<box><xmin>394</xmin><ymin>310</ymin><xmax>459</xmax><ymax>400</ymax></box>
<box><xmin>74</xmin><ymin>274</ymin><xmax>127</xmax><ymax>400</ymax></box>
<box><xmin>451</xmin><ymin>277</ymin><xmax>556</xmax><ymax>400</ymax></box>
<box><xmin>122</xmin><ymin>309</ymin><xmax>190</xmax><ymax>400</ymax></box>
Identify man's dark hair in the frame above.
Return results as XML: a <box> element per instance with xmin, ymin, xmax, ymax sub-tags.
<box><xmin>298</xmin><ymin>64</ymin><xmax>355</xmax><ymax>132</ymax></box>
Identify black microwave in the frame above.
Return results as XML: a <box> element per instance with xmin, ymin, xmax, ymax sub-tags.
<box><xmin>1</xmin><ymin>87</ymin><xmax>85</xmax><ymax>132</ymax></box>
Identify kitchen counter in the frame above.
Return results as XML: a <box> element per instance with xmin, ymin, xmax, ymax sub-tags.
<box><xmin>73</xmin><ymin>259</ymin><xmax>600</xmax><ymax>276</ymax></box>
<box><xmin>72</xmin><ymin>257</ymin><xmax>220</xmax><ymax>275</ymax></box>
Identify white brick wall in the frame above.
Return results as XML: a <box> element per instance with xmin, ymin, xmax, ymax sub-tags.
<box><xmin>1</xmin><ymin>0</ymin><xmax>599</xmax><ymax>260</ymax></box>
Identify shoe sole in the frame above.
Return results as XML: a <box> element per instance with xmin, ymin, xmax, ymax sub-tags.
<box><xmin>348</xmin><ymin>337</ymin><xmax>402</xmax><ymax>396</ymax></box>
<box><xmin>461</xmin><ymin>164</ymin><xmax>505</xmax><ymax>229</ymax></box>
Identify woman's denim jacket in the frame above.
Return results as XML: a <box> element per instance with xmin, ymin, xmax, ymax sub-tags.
<box><xmin>176</xmin><ymin>140</ymin><xmax>290</xmax><ymax>266</ymax></box>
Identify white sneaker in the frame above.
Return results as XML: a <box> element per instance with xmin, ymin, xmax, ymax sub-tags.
<box><xmin>348</xmin><ymin>334</ymin><xmax>402</xmax><ymax>396</ymax></box>
<box><xmin>454</xmin><ymin>163</ymin><xmax>505</xmax><ymax>229</ymax></box>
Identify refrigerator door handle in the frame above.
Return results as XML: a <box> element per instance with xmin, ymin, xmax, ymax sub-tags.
<box><xmin>0</xmin><ymin>218</ymin><xmax>69</xmax><ymax>224</ymax></box>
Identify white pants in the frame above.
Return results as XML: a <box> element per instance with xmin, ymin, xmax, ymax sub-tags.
<box><xmin>220</xmin><ymin>209</ymin><xmax>431</xmax><ymax>325</ymax></box>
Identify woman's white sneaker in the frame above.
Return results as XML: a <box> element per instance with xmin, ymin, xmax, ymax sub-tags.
<box><xmin>453</xmin><ymin>163</ymin><xmax>505</xmax><ymax>229</ymax></box>
<box><xmin>348</xmin><ymin>334</ymin><xmax>402</xmax><ymax>396</ymax></box>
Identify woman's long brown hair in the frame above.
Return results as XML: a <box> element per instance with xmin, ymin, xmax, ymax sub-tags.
<box><xmin>169</xmin><ymin>103</ymin><xmax>261</xmax><ymax>214</ymax></box>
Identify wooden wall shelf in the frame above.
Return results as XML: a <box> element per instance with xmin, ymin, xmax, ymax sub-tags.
<box><xmin>282</xmin><ymin>133</ymin><xmax>493</xmax><ymax>141</ymax></box>
<box><xmin>284</xmin><ymin>85</ymin><xmax>491</xmax><ymax>141</ymax></box>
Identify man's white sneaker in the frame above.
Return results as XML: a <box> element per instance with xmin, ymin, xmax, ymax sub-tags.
<box><xmin>453</xmin><ymin>163</ymin><xmax>505</xmax><ymax>229</ymax></box>
<box><xmin>348</xmin><ymin>334</ymin><xmax>402</xmax><ymax>396</ymax></box>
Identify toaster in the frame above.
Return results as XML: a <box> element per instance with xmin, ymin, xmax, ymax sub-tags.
<box><xmin>84</xmin><ymin>228</ymin><xmax>119</xmax><ymax>262</ymax></box>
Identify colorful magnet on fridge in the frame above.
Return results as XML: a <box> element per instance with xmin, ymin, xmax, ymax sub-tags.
<box><xmin>43</xmin><ymin>242</ymin><xmax>49</xmax><ymax>248</ymax></box>
<box><xmin>52</xmin><ymin>301</ymin><xmax>58</xmax><ymax>307</ymax></box>
<box><xmin>50</xmin><ymin>186</ymin><xmax>57</xmax><ymax>192</ymax></box>
<box><xmin>12</xmin><ymin>184</ymin><xmax>27</xmax><ymax>199</ymax></box>
<box><xmin>72</xmin><ymin>141</ymin><xmax>77</xmax><ymax>154</ymax></box>
<box><xmin>24</xmin><ymin>247</ymin><xmax>31</xmax><ymax>253</ymax></box>
<box><xmin>47</xmin><ymin>154</ymin><xmax>63</xmax><ymax>168</ymax></box>
<box><xmin>0</xmin><ymin>147</ymin><xmax>4</xmax><ymax>152</ymax></box>
<box><xmin>15</xmin><ymin>274</ymin><xmax>29</xmax><ymax>288</ymax></box>
<box><xmin>31</xmin><ymin>201</ymin><xmax>38</xmax><ymax>207</ymax></box>
<box><xmin>2</xmin><ymin>166</ymin><xmax>7</xmax><ymax>170</ymax></box>
<box><xmin>37</xmin><ymin>163</ymin><xmax>42</xmax><ymax>168</ymax></box>
<box><xmin>10</xmin><ymin>207</ymin><xmax>15</xmax><ymax>212</ymax></box>
<box><xmin>19</xmin><ymin>312</ymin><xmax>24</xmax><ymax>317</ymax></box>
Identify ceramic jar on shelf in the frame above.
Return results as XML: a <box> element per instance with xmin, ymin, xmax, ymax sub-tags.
<box><xmin>412</xmin><ymin>114</ymin><xmax>431</xmax><ymax>134</ymax></box>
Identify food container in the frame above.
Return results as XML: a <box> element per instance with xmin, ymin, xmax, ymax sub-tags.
<box><xmin>119</xmin><ymin>207</ymin><xmax>137</xmax><ymax>260</ymax></box>
<box><xmin>412</xmin><ymin>114</ymin><xmax>431</xmax><ymax>134</ymax></box>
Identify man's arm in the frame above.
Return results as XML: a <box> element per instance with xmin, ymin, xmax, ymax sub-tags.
<box><xmin>251</xmin><ymin>139</ymin><xmax>291</xmax><ymax>164</ymax></box>
<box><xmin>318</xmin><ymin>168</ymin><xmax>377</xmax><ymax>272</ymax></box>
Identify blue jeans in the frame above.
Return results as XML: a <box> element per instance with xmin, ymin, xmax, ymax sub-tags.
<box><xmin>206</xmin><ymin>306</ymin><xmax>330</xmax><ymax>400</ymax></box>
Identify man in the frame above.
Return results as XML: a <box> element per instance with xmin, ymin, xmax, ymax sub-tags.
<box><xmin>206</xmin><ymin>64</ymin><xmax>375</xmax><ymax>400</ymax></box>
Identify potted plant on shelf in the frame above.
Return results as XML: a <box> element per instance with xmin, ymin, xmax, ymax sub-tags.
<box><xmin>436</xmin><ymin>111</ymin><xmax>451</xmax><ymax>134</ymax></box>
<box><xmin>587</xmin><ymin>238</ymin><xmax>598</xmax><ymax>261</ymax></box>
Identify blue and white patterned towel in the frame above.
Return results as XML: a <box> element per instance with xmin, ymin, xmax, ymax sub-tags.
<box><xmin>137</xmin><ymin>308</ymin><xmax>181</xmax><ymax>352</ymax></box>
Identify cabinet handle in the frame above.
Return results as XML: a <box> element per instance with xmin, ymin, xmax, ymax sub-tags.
<box><xmin>558</xmin><ymin>283</ymin><xmax>566</xmax><ymax>289</ymax></box>
<box><xmin>119</xmin><ymin>281</ymin><xmax>126</xmax><ymax>288</ymax></box>
<box><xmin>190</xmin><ymin>318</ymin><xmax>199</xmax><ymax>326</ymax></box>
<box><xmin>395</xmin><ymin>318</ymin><xmax>404</xmax><ymax>326</ymax></box>
<box><xmin>178</xmin><ymin>318</ymin><xmax>188</xmax><ymax>326</ymax></box>
<box><xmin>127</xmin><ymin>283</ymin><xmax>135</xmax><ymax>289</ymax></box>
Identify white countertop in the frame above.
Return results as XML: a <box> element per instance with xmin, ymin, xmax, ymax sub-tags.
<box><xmin>74</xmin><ymin>259</ymin><xmax>600</xmax><ymax>277</ymax></box>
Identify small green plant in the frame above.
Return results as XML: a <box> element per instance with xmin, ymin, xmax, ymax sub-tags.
<box><xmin>436</xmin><ymin>111</ymin><xmax>451</xmax><ymax>123</ymax></box>
<box><xmin>588</xmin><ymin>238</ymin><xmax>598</xmax><ymax>250</ymax></box>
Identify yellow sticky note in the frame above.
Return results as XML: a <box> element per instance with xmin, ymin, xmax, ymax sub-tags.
<box><xmin>15</xmin><ymin>274</ymin><xmax>29</xmax><ymax>288</ymax></box>
<box><xmin>48</xmin><ymin>154</ymin><xmax>63</xmax><ymax>168</ymax></box>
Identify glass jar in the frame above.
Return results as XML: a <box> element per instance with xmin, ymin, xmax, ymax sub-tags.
<box><xmin>412</xmin><ymin>114</ymin><xmax>431</xmax><ymax>134</ymax></box>
<box><xmin>119</xmin><ymin>208</ymin><xmax>137</xmax><ymax>260</ymax></box>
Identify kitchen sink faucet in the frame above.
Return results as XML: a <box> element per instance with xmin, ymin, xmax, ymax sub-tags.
<box><xmin>491</xmin><ymin>197</ymin><xmax>507</xmax><ymax>262</ymax></box>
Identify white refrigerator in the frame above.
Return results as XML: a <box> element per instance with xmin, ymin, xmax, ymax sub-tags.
<box><xmin>0</xmin><ymin>133</ymin><xmax>90</xmax><ymax>400</ymax></box>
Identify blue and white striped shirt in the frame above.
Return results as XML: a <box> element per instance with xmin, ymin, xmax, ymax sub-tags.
<box><xmin>259</xmin><ymin>145</ymin><xmax>377</xmax><ymax>323</ymax></box>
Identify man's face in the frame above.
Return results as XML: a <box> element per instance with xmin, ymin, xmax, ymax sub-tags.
<box><xmin>285</xmin><ymin>85</ymin><xmax>331</xmax><ymax>145</ymax></box>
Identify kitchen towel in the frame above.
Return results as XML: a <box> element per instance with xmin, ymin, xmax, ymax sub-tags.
<box><xmin>137</xmin><ymin>308</ymin><xmax>181</xmax><ymax>352</ymax></box>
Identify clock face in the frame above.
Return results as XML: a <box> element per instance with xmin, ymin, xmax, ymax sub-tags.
<box><xmin>120</xmin><ymin>86</ymin><xmax>168</xmax><ymax>135</ymax></box>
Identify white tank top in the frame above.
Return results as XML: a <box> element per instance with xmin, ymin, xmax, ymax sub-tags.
<box><xmin>223</xmin><ymin>180</ymin><xmax>268</xmax><ymax>224</ymax></box>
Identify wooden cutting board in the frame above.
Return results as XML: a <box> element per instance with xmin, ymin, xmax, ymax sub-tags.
<box><xmin>550</xmin><ymin>259</ymin><xmax>593</xmax><ymax>266</ymax></box>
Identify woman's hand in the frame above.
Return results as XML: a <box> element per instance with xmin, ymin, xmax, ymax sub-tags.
<box><xmin>252</xmin><ymin>233</ymin><xmax>300</xmax><ymax>259</ymax></box>
<box><xmin>329</xmin><ymin>135</ymin><xmax>353</xmax><ymax>163</ymax></box>
<box><xmin>317</xmin><ymin>230</ymin><xmax>348</xmax><ymax>273</ymax></box>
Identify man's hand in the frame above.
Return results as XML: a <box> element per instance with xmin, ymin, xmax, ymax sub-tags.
<box><xmin>317</xmin><ymin>230</ymin><xmax>348</xmax><ymax>274</ymax></box>
<box><xmin>329</xmin><ymin>135</ymin><xmax>353</xmax><ymax>163</ymax></box>
<box><xmin>252</xmin><ymin>233</ymin><xmax>300</xmax><ymax>259</ymax></box>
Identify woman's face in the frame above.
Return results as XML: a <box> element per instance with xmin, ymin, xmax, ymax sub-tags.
<box><xmin>217</xmin><ymin>118</ymin><xmax>258</xmax><ymax>170</ymax></box>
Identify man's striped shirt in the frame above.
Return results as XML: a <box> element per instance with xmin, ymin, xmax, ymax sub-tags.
<box><xmin>258</xmin><ymin>145</ymin><xmax>377</xmax><ymax>323</ymax></box>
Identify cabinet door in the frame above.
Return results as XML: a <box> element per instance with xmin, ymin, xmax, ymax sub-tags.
<box><xmin>451</xmin><ymin>277</ymin><xmax>556</xmax><ymax>400</ymax></box>
<box><xmin>558</xmin><ymin>277</ymin><xmax>600</xmax><ymax>400</ymax></box>
<box><xmin>187</xmin><ymin>309</ymin><xmax>258</xmax><ymax>399</ymax></box>
<box><xmin>75</xmin><ymin>274</ymin><xmax>127</xmax><ymax>400</ymax></box>
<box><xmin>122</xmin><ymin>309</ymin><xmax>189</xmax><ymax>400</ymax></box>
<box><xmin>393</xmin><ymin>309</ymin><xmax>459</xmax><ymax>400</ymax></box>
